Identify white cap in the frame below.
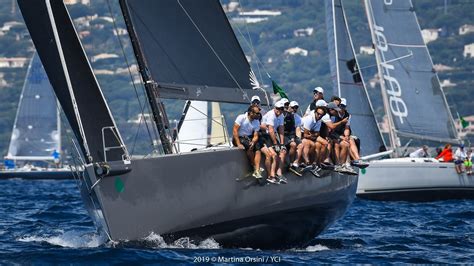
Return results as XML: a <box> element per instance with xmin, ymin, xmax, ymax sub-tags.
<box><xmin>340</xmin><ymin>98</ymin><xmax>347</xmax><ymax>106</ymax></box>
<box><xmin>275</xmin><ymin>100</ymin><xmax>285</xmax><ymax>108</ymax></box>
<box><xmin>251</xmin><ymin>95</ymin><xmax>261</xmax><ymax>102</ymax></box>
<box><xmin>313</xmin><ymin>87</ymin><xmax>324</xmax><ymax>94</ymax></box>
<box><xmin>315</xmin><ymin>99</ymin><xmax>327</xmax><ymax>107</ymax></box>
<box><xmin>280</xmin><ymin>98</ymin><xmax>289</xmax><ymax>104</ymax></box>
<box><xmin>289</xmin><ymin>101</ymin><xmax>299</xmax><ymax>107</ymax></box>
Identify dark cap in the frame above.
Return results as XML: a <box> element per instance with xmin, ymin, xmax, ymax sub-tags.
<box><xmin>327</xmin><ymin>102</ymin><xmax>341</xmax><ymax>111</ymax></box>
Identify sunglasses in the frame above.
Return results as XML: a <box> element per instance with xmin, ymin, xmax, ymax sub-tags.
<box><xmin>276</xmin><ymin>107</ymin><xmax>284</xmax><ymax>111</ymax></box>
<box><xmin>292</xmin><ymin>106</ymin><xmax>299</xmax><ymax>109</ymax></box>
<box><xmin>252</xmin><ymin>100</ymin><xmax>260</xmax><ymax>104</ymax></box>
<box><xmin>315</xmin><ymin>112</ymin><xmax>325</xmax><ymax>117</ymax></box>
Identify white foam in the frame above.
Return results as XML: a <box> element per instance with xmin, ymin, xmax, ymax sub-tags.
<box><xmin>292</xmin><ymin>244</ymin><xmax>330</xmax><ymax>252</ymax></box>
<box><xmin>18</xmin><ymin>231</ymin><xmax>106</xmax><ymax>248</ymax></box>
<box><xmin>143</xmin><ymin>232</ymin><xmax>221</xmax><ymax>249</ymax></box>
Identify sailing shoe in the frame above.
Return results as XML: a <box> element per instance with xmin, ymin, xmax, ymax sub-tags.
<box><xmin>341</xmin><ymin>165</ymin><xmax>358</xmax><ymax>175</ymax></box>
<box><xmin>266</xmin><ymin>176</ymin><xmax>280</xmax><ymax>184</ymax></box>
<box><xmin>310</xmin><ymin>165</ymin><xmax>321</xmax><ymax>178</ymax></box>
<box><xmin>289</xmin><ymin>164</ymin><xmax>303</xmax><ymax>177</ymax></box>
<box><xmin>351</xmin><ymin>160</ymin><xmax>370</xmax><ymax>169</ymax></box>
<box><xmin>277</xmin><ymin>175</ymin><xmax>288</xmax><ymax>184</ymax></box>
<box><xmin>252</xmin><ymin>170</ymin><xmax>263</xmax><ymax>179</ymax></box>
<box><xmin>334</xmin><ymin>165</ymin><xmax>345</xmax><ymax>173</ymax></box>
<box><xmin>321</xmin><ymin>162</ymin><xmax>335</xmax><ymax>170</ymax></box>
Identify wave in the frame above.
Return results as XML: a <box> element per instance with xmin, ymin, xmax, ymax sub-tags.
<box><xmin>17</xmin><ymin>230</ymin><xmax>106</xmax><ymax>248</ymax></box>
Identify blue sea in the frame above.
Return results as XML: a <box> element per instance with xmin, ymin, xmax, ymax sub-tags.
<box><xmin>0</xmin><ymin>179</ymin><xmax>473</xmax><ymax>264</ymax></box>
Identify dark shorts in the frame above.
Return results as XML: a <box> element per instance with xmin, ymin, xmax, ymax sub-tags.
<box><xmin>232</xmin><ymin>136</ymin><xmax>261</xmax><ymax>151</ymax></box>
<box><xmin>454</xmin><ymin>159</ymin><xmax>464</xmax><ymax>165</ymax></box>
<box><xmin>284</xmin><ymin>135</ymin><xmax>301</xmax><ymax>148</ymax></box>
<box><xmin>328</xmin><ymin>132</ymin><xmax>341</xmax><ymax>141</ymax></box>
<box><xmin>260</xmin><ymin>133</ymin><xmax>274</xmax><ymax>148</ymax></box>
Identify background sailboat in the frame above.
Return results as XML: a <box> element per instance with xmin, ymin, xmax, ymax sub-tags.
<box><xmin>356</xmin><ymin>0</ymin><xmax>474</xmax><ymax>201</ymax></box>
<box><xmin>1</xmin><ymin>53</ymin><xmax>73</xmax><ymax>179</ymax></box>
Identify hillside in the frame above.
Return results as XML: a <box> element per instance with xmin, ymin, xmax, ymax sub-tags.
<box><xmin>0</xmin><ymin>0</ymin><xmax>472</xmax><ymax>157</ymax></box>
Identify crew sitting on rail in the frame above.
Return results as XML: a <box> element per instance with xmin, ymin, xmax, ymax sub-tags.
<box><xmin>233</xmin><ymin>105</ymin><xmax>263</xmax><ymax>179</ymax></box>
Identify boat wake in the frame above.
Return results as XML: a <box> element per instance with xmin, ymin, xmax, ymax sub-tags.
<box><xmin>17</xmin><ymin>230</ymin><xmax>106</xmax><ymax>248</ymax></box>
<box><xmin>140</xmin><ymin>233</ymin><xmax>221</xmax><ymax>249</ymax></box>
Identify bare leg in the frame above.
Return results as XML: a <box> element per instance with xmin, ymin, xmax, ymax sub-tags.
<box><xmin>261</xmin><ymin>147</ymin><xmax>272</xmax><ymax>177</ymax></box>
<box><xmin>254</xmin><ymin>150</ymin><xmax>261</xmax><ymax>171</ymax></box>
<box><xmin>339</xmin><ymin>140</ymin><xmax>350</xmax><ymax>165</ymax></box>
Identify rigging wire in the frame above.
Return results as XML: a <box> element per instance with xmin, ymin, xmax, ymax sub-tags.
<box><xmin>236</xmin><ymin>0</ymin><xmax>265</xmax><ymax>83</ymax></box>
<box><xmin>105</xmin><ymin>0</ymin><xmax>157</xmax><ymax>155</ymax></box>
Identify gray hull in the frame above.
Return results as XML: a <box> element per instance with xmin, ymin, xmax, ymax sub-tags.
<box><xmin>81</xmin><ymin>148</ymin><xmax>357</xmax><ymax>249</ymax></box>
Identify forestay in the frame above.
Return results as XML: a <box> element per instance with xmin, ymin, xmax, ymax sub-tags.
<box><xmin>119</xmin><ymin>0</ymin><xmax>268</xmax><ymax>105</ymax></box>
<box><xmin>365</xmin><ymin>0</ymin><xmax>458</xmax><ymax>144</ymax></box>
<box><xmin>325</xmin><ymin>0</ymin><xmax>385</xmax><ymax>155</ymax></box>
<box><xmin>6</xmin><ymin>53</ymin><xmax>60</xmax><ymax>161</ymax></box>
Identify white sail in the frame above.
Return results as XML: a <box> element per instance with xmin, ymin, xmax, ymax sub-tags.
<box><xmin>210</xmin><ymin>102</ymin><xmax>229</xmax><ymax>146</ymax></box>
<box><xmin>177</xmin><ymin>101</ymin><xmax>208</xmax><ymax>152</ymax></box>
<box><xmin>5</xmin><ymin>53</ymin><xmax>60</xmax><ymax>161</ymax></box>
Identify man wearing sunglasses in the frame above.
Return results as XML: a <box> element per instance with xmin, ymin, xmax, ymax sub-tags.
<box><xmin>233</xmin><ymin>105</ymin><xmax>263</xmax><ymax>179</ymax></box>
<box><xmin>305</xmin><ymin>86</ymin><xmax>325</xmax><ymax>116</ymax></box>
<box><xmin>284</xmin><ymin>101</ymin><xmax>303</xmax><ymax>175</ymax></box>
<box><xmin>261</xmin><ymin>100</ymin><xmax>286</xmax><ymax>184</ymax></box>
<box><xmin>292</xmin><ymin>106</ymin><xmax>327</xmax><ymax>177</ymax></box>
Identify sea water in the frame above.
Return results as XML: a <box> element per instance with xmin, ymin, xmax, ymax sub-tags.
<box><xmin>0</xmin><ymin>179</ymin><xmax>472</xmax><ymax>263</ymax></box>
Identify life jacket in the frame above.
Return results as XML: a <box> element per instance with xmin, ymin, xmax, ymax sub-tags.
<box><xmin>333</xmin><ymin>111</ymin><xmax>351</xmax><ymax>136</ymax></box>
<box><xmin>283</xmin><ymin>112</ymin><xmax>296</xmax><ymax>136</ymax></box>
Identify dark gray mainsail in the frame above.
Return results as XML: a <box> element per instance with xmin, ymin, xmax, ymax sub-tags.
<box><xmin>119</xmin><ymin>0</ymin><xmax>267</xmax><ymax>105</ymax></box>
<box><xmin>364</xmin><ymin>0</ymin><xmax>458</xmax><ymax>147</ymax></box>
<box><xmin>6</xmin><ymin>53</ymin><xmax>60</xmax><ymax>161</ymax></box>
<box><xmin>17</xmin><ymin>0</ymin><xmax>128</xmax><ymax>164</ymax></box>
<box><xmin>325</xmin><ymin>0</ymin><xmax>385</xmax><ymax>156</ymax></box>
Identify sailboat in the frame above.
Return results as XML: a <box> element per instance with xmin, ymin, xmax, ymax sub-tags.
<box><xmin>17</xmin><ymin>0</ymin><xmax>357</xmax><ymax>249</ymax></box>
<box><xmin>355</xmin><ymin>0</ymin><xmax>474</xmax><ymax>201</ymax></box>
<box><xmin>0</xmin><ymin>53</ymin><xmax>73</xmax><ymax>179</ymax></box>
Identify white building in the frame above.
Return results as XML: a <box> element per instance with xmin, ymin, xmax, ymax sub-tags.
<box><xmin>463</xmin><ymin>43</ymin><xmax>474</xmax><ymax>58</ymax></box>
<box><xmin>284</xmin><ymin>47</ymin><xmax>308</xmax><ymax>57</ymax></box>
<box><xmin>421</xmin><ymin>28</ymin><xmax>440</xmax><ymax>44</ymax></box>
<box><xmin>91</xmin><ymin>53</ymin><xmax>119</xmax><ymax>62</ymax></box>
<box><xmin>293</xmin><ymin>27</ymin><xmax>314</xmax><ymax>37</ymax></box>
<box><xmin>64</xmin><ymin>0</ymin><xmax>90</xmax><ymax>5</ymax></box>
<box><xmin>232</xmin><ymin>9</ymin><xmax>281</xmax><ymax>24</ymax></box>
<box><xmin>359</xmin><ymin>45</ymin><xmax>375</xmax><ymax>55</ymax></box>
<box><xmin>433</xmin><ymin>64</ymin><xmax>454</xmax><ymax>72</ymax></box>
<box><xmin>459</xmin><ymin>24</ymin><xmax>474</xmax><ymax>35</ymax></box>
<box><xmin>113</xmin><ymin>28</ymin><xmax>127</xmax><ymax>36</ymax></box>
<box><xmin>0</xmin><ymin>57</ymin><xmax>28</xmax><ymax>68</ymax></box>
<box><xmin>440</xmin><ymin>79</ymin><xmax>456</xmax><ymax>88</ymax></box>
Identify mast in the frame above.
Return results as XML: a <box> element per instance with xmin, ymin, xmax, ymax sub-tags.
<box><xmin>119</xmin><ymin>0</ymin><xmax>174</xmax><ymax>154</ymax></box>
<box><xmin>364</xmin><ymin>0</ymin><xmax>399</xmax><ymax>155</ymax></box>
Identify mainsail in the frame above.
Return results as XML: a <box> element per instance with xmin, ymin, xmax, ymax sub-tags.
<box><xmin>6</xmin><ymin>53</ymin><xmax>60</xmax><ymax>161</ymax></box>
<box><xmin>325</xmin><ymin>0</ymin><xmax>385</xmax><ymax>156</ymax></box>
<box><xmin>119</xmin><ymin>0</ymin><xmax>267</xmax><ymax>105</ymax></box>
<box><xmin>364</xmin><ymin>0</ymin><xmax>458</xmax><ymax>147</ymax></box>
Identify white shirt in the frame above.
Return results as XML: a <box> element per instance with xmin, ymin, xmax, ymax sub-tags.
<box><xmin>321</xmin><ymin>113</ymin><xmax>331</xmax><ymax>124</ymax></box>
<box><xmin>409</xmin><ymin>148</ymin><xmax>428</xmax><ymax>158</ymax></box>
<box><xmin>302</xmin><ymin>111</ymin><xmax>322</xmax><ymax>132</ymax></box>
<box><xmin>262</xmin><ymin>110</ymin><xmax>284</xmax><ymax>133</ymax></box>
<box><xmin>454</xmin><ymin>148</ymin><xmax>467</xmax><ymax>161</ymax></box>
<box><xmin>234</xmin><ymin>114</ymin><xmax>260</xmax><ymax>136</ymax></box>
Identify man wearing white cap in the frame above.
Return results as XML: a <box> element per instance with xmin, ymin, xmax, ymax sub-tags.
<box><xmin>260</xmin><ymin>100</ymin><xmax>286</xmax><ymax>184</ymax></box>
<box><xmin>334</xmin><ymin>98</ymin><xmax>369</xmax><ymax>170</ymax></box>
<box><xmin>280</xmin><ymin>101</ymin><xmax>303</xmax><ymax>177</ymax></box>
<box><xmin>305</xmin><ymin>86</ymin><xmax>325</xmax><ymax>115</ymax></box>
